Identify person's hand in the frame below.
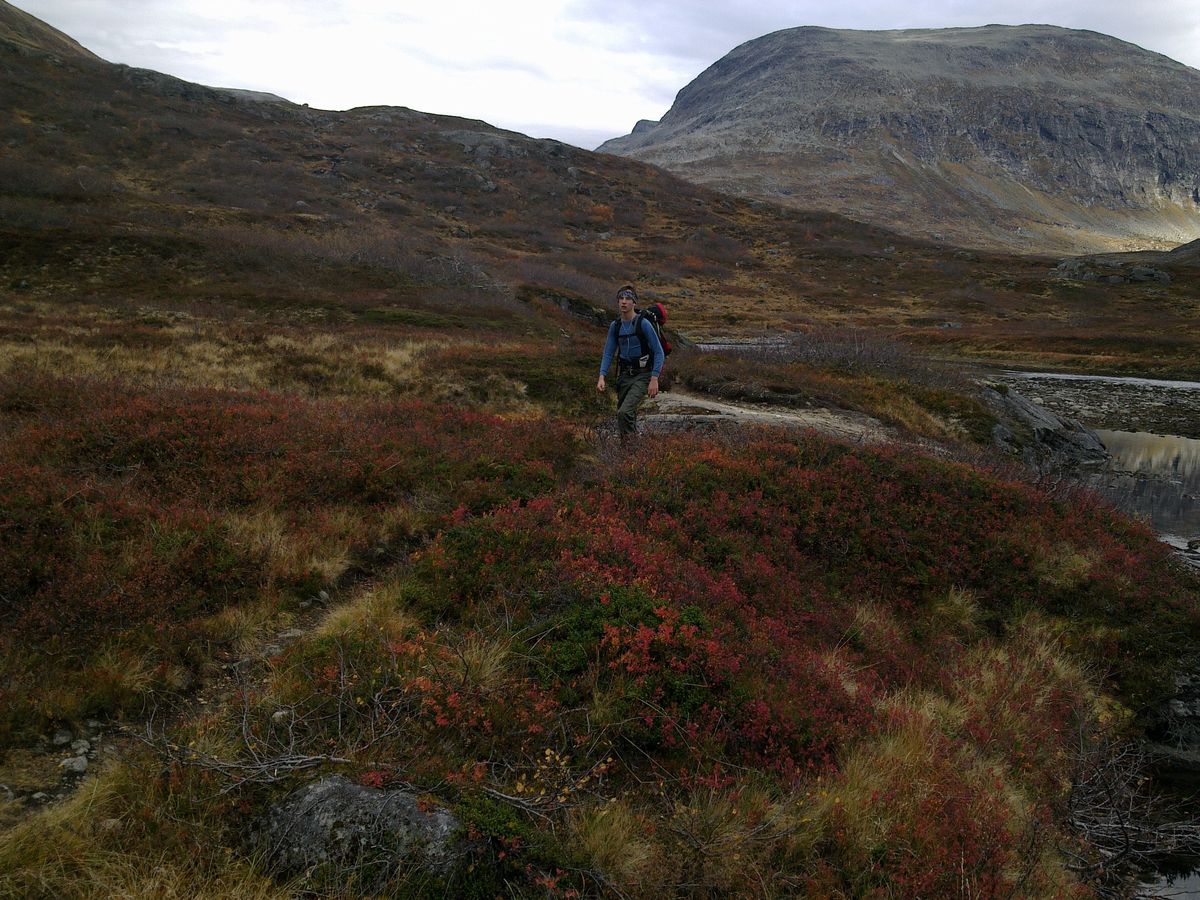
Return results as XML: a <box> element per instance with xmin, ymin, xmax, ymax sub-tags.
<box><xmin>596</xmin><ymin>375</ymin><xmax>606</xmax><ymax>392</ymax></box>
<box><xmin>648</xmin><ymin>376</ymin><xmax>659</xmax><ymax>398</ymax></box>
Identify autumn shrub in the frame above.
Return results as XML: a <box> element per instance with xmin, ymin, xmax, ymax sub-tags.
<box><xmin>0</xmin><ymin>374</ymin><xmax>584</xmax><ymax>743</ymax></box>
<box><xmin>410</xmin><ymin>430</ymin><xmax>1194</xmax><ymax>770</ymax></box>
<box><xmin>167</xmin><ymin>423</ymin><xmax>1199</xmax><ymax>894</ymax></box>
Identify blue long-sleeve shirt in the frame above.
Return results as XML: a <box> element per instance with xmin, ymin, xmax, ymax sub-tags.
<box><xmin>599</xmin><ymin>315</ymin><xmax>665</xmax><ymax>378</ymax></box>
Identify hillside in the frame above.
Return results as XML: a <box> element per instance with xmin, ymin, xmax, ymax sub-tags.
<box><xmin>2</xmin><ymin>2</ymin><xmax>1200</xmax><ymax>375</ymax></box>
<box><xmin>0</xmin><ymin>0</ymin><xmax>96</xmax><ymax>60</ymax></box>
<box><xmin>1</xmin><ymin>5</ymin><xmax>1199</xmax><ymax>897</ymax></box>
<box><xmin>600</xmin><ymin>25</ymin><xmax>1200</xmax><ymax>255</ymax></box>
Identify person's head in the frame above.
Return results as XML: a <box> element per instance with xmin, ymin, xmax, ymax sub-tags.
<box><xmin>616</xmin><ymin>284</ymin><xmax>638</xmax><ymax>316</ymax></box>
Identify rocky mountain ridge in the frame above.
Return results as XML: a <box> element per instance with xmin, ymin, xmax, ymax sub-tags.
<box><xmin>601</xmin><ymin>25</ymin><xmax>1200</xmax><ymax>254</ymax></box>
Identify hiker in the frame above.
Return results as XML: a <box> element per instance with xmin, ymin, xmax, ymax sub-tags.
<box><xmin>596</xmin><ymin>284</ymin><xmax>665</xmax><ymax>441</ymax></box>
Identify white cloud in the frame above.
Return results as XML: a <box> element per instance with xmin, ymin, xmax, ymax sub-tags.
<box><xmin>15</xmin><ymin>0</ymin><xmax>1200</xmax><ymax>149</ymax></box>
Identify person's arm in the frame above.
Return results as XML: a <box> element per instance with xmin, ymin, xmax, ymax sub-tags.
<box><xmin>597</xmin><ymin>322</ymin><xmax>617</xmax><ymax>391</ymax></box>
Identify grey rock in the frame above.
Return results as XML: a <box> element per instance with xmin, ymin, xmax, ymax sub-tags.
<box><xmin>32</xmin><ymin>792</ymin><xmax>49</xmax><ymax>802</ymax></box>
<box><xmin>271</xmin><ymin>710</ymin><xmax>290</xmax><ymax>725</ymax></box>
<box><xmin>59</xmin><ymin>756</ymin><xmax>88</xmax><ymax>774</ymax></box>
<box><xmin>255</xmin><ymin>776</ymin><xmax>465</xmax><ymax>884</ymax></box>
<box><xmin>51</xmin><ymin>729</ymin><xmax>72</xmax><ymax>747</ymax></box>
<box><xmin>70</xmin><ymin>739</ymin><xmax>91</xmax><ymax>755</ymax></box>
<box><xmin>1127</xmin><ymin>265</ymin><xmax>1171</xmax><ymax>283</ymax></box>
<box><xmin>277</xmin><ymin>629</ymin><xmax>306</xmax><ymax>642</ymax></box>
<box><xmin>442</xmin><ymin>130</ymin><xmax>527</xmax><ymax>160</ymax></box>
<box><xmin>261</xmin><ymin>644</ymin><xmax>285</xmax><ymax>658</ymax></box>
<box><xmin>982</xmin><ymin>385</ymin><xmax>1107</xmax><ymax>468</ymax></box>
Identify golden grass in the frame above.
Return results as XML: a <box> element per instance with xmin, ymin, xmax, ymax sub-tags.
<box><xmin>0</xmin><ymin>302</ymin><xmax>443</xmax><ymax>399</ymax></box>
<box><xmin>1031</xmin><ymin>543</ymin><xmax>1100</xmax><ymax>592</ymax></box>
<box><xmin>662</xmin><ymin>786</ymin><xmax>810</xmax><ymax>895</ymax></box>
<box><xmin>0</xmin><ymin>759</ymin><xmax>287</xmax><ymax>899</ymax></box>
<box><xmin>444</xmin><ymin>631</ymin><xmax>513</xmax><ymax>695</ymax></box>
<box><xmin>313</xmin><ymin>581</ymin><xmax>421</xmax><ymax>644</ymax></box>
<box><xmin>224</xmin><ymin>507</ymin><xmax>348</xmax><ymax>589</ymax></box>
<box><xmin>929</xmin><ymin>585</ymin><xmax>983</xmax><ymax>638</ymax></box>
<box><xmin>200</xmin><ymin>597</ymin><xmax>285</xmax><ymax>659</ymax></box>
<box><xmin>570</xmin><ymin>800</ymin><xmax>658</xmax><ymax>886</ymax></box>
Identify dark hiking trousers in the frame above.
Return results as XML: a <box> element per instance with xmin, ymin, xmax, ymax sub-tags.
<box><xmin>615</xmin><ymin>370</ymin><xmax>652</xmax><ymax>437</ymax></box>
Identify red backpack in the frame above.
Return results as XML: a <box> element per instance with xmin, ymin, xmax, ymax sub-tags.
<box><xmin>634</xmin><ymin>303</ymin><xmax>672</xmax><ymax>357</ymax></box>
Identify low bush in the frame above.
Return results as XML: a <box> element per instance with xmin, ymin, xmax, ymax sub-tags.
<box><xmin>0</xmin><ymin>375</ymin><xmax>585</xmax><ymax>743</ymax></box>
<box><xmin>224</xmin><ymin>427</ymin><xmax>1197</xmax><ymax>894</ymax></box>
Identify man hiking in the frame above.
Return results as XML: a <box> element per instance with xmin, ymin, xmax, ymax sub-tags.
<box><xmin>596</xmin><ymin>284</ymin><xmax>665</xmax><ymax>442</ymax></box>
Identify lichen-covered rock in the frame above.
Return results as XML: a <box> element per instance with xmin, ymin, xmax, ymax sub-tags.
<box><xmin>255</xmin><ymin>776</ymin><xmax>464</xmax><ymax>886</ymax></box>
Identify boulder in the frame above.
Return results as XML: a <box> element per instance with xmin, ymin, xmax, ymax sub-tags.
<box><xmin>59</xmin><ymin>755</ymin><xmax>88</xmax><ymax>774</ymax></box>
<box><xmin>982</xmin><ymin>385</ymin><xmax>1107</xmax><ymax>468</ymax></box>
<box><xmin>255</xmin><ymin>776</ymin><xmax>465</xmax><ymax>886</ymax></box>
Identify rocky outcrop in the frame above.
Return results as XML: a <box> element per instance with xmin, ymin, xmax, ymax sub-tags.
<box><xmin>1053</xmin><ymin>258</ymin><xmax>1172</xmax><ymax>284</ymax></box>
<box><xmin>600</xmin><ymin>25</ymin><xmax>1200</xmax><ymax>254</ymax></box>
<box><xmin>255</xmin><ymin>776</ymin><xmax>466</xmax><ymax>887</ymax></box>
<box><xmin>982</xmin><ymin>384</ymin><xmax>1108</xmax><ymax>468</ymax></box>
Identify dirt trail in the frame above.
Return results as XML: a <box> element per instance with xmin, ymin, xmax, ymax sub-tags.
<box><xmin>642</xmin><ymin>386</ymin><xmax>894</xmax><ymax>444</ymax></box>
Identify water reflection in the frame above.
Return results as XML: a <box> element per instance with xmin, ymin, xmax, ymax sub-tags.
<box><xmin>1088</xmin><ymin>430</ymin><xmax>1200</xmax><ymax>545</ymax></box>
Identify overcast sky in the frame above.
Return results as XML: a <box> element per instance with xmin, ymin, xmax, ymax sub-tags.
<box><xmin>17</xmin><ymin>1</ymin><xmax>1200</xmax><ymax>149</ymax></box>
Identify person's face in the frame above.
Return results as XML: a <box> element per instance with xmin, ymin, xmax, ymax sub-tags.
<box><xmin>618</xmin><ymin>294</ymin><xmax>635</xmax><ymax>316</ymax></box>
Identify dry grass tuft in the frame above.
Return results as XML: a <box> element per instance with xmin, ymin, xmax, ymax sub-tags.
<box><xmin>1032</xmin><ymin>543</ymin><xmax>1100</xmax><ymax>591</ymax></box>
<box><xmin>571</xmin><ymin>800</ymin><xmax>658</xmax><ymax>886</ymax></box>
<box><xmin>314</xmin><ymin>582</ymin><xmax>421</xmax><ymax>644</ymax></box>
<box><xmin>201</xmin><ymin>598</ymin><xmax>283</xmax><ymax>658</ymax></box>
<box><xmin>929</xmin><ymin>585</ymin><xmax>983</xmax><ymax>638</ymax></box>
<box><xmin>445</xmin><ymin>631</ymin><xmax>513</xmax><ymax>695</ymax></box>
<box><xmin>662</xmin><ymin>786</ymin><xmax>810</xmax><ymax>894</ymax></box>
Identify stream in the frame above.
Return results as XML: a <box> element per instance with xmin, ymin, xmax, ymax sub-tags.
<box><xmin>999</xmin><ymin>370</ymin><xmax>1200</xmax><ymax>569</ymax></box>
<box><xmin>998</xmin><ymin>372</ymin><xmax>1200</xmax><ymax>895</ymax></box>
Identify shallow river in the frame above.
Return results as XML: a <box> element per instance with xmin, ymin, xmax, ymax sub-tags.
<box><xmin>1004</xmin><ymin>374</ymin><xmax>1200</xmax><ymax>894</ymax></box>
<box><xmin>1089</xmin><ymin>429</ymin><xmax>1200</xmax><ymax>569</ymax></box>
<box><xmin>997</xmin><ymin>370</ymin><xmax>1200</xmax><ymax>569</ymax></box>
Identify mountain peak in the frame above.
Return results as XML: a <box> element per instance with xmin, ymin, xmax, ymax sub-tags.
<box><xmin>600</xmin><ymin>24</ymin><xmax>1200</xmax><ymax>253</ymax></box>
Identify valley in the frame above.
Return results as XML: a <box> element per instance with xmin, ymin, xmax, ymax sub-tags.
<box><xmin>1</xmin><ymin>3</ymin><xmax>1199</xmax><ymax>897</ymax></box>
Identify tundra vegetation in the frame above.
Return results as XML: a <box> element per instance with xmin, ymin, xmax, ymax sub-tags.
<box><xmin>2</xmin><ymin>243</ymin><xmax>1198</xmax><ymax>897</ymax></box>
<box><xmin>2</xmin><ymin>12</ymin><xmax>1200</xmax><ymax>896</ymax></box>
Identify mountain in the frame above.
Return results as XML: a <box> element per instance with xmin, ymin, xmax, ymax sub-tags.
<box><xmin>2</xmin><ymin>2</ymin><xmax>1199</xmax><ymax>376</ymax></box>
<box><xmin>600</xmin><ymin>25</ymin><xmax>1200</xmax><ymax>254</ymax></box>
<box><xmin>0</xmin><ymin>0</ymin><xmax>96</xmax><ymax>60</ymax></box>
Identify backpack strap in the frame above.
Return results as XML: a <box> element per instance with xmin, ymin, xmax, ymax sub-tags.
<box><xmin>633</xmin><ymin>312</ymin><xmax>650</xmax><ymax>359</ymax></box>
